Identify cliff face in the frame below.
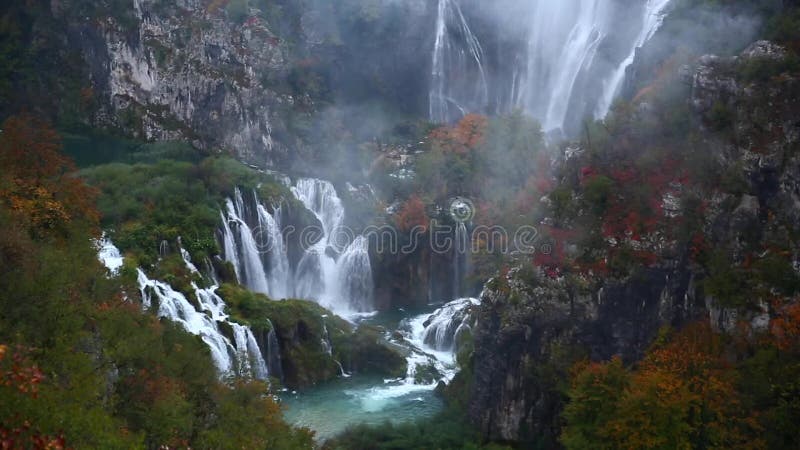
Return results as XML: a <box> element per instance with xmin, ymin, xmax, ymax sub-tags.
<box><xmin>467</xmin><ymin>266</ymin><xmax>699</xmax><ymax>443</ymax></box>
<box><xmin>462</xmin><ymin>40</ymin><xmax>800</xmax><ymax>444</ymax></box>
<box><xmin>692</xmin><ymin>40</ymin><xmax>800</xmax><ymax>331</ymax></box>
<box><xmin>27</xmin><ymin>0</ymin><xmax>439</xmax><ymax>170</ymax></box>
<box><xmin>57</xmin><ymin>0</ymin><xmax>304</xmax><ymax>166</ymax></box>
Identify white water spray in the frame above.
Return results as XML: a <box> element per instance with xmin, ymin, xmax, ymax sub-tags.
<box><xmin>430</xmin><ymin>0</ymin><xmax>489</xmax><ymax>124</ymax></box>
<box><xmin>291</xmin><ymin>178</ymin><xmax>375</xmax><ymax>315</ymax></box>
<box><xmin>595</xmin><ymin>0</ymin><xmax>672</xmax><ymax>118</ymax></box>
<box><xmin>220</xmin><ymin>187</ymin><xmax>291</xmax><ymax>300</ymax></box>
<box><xmin>429</xmin><ymin>0</ymin><xmax>672</xmax><ymax>131</ymax></box>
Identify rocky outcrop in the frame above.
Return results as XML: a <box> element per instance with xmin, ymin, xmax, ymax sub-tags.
<box><xmin>298</xmin><ymin>0</ymin><xmax>436</xmax><ymax>116</ymax></box>
<box><xmin>59</xmin><ymin>0</ymin><xmax>305</xmax><ymax>166</ymax></box>
<box><xmin>692</xmin><ymin>40</ymin><xmax>800</xmax><ymax>328</ymax></box>
<box><xmin>465</xmin><ymin>266</ymin><xmax>700</xmax><ymax>444</ymax></box>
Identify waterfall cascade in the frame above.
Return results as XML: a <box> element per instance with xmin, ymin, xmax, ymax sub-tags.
<box><xmin>218</xmin><ymin>179</ymin><xmax>374</xmax><ymax>316</ymax></box>
<box><xmin>220</xmin><ymin>187</ymin><xmax>290</xmax><ymax>299</ymax></box>
<box><xmin>421</xmin><ymin>297</ymin><xmax>480</xmax><ymax>353</ymax></box>
<box><xmin>429</xmin><ymin>0</ymin><xmax>672</xmax><ymax>131</ymax></box>
<box><xmin>97</xmin><ymin>239</ymin><xmax>272</xmax><ymax>380</ymax></box>
<box><xmin>401</xmin><ymin>297</ymin><xmax>481</xmax><ymax>385</ymax></box>
<box><xmin>136</xmin><ymin>268</ymin><xmax>269</xmax><ymax>379</ymax></box>
<box><xmin>291</xmin><ymin>178</ymin><xmax>375</xmax><ymax>315</ymax></box>
<box><xmin>97</xmin><ymin>235</ymin><xmax>124</xmax><ymax>276</ymax></box>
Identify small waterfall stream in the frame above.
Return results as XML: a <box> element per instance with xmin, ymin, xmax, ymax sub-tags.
<box><xmin>265</xmin><ymin>319</ymin><xmax>284</xmax><ymax>382</ymax></box>
<box><xmin>453</xmin><ymin>222</ymin><xmax>468</xmax><ymax>299</ymax></box>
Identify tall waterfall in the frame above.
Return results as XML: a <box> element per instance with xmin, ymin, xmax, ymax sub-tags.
<box><xmin>257</xmin><ymin>202</ymin><xmax>290</xmax><ymax>299</ymax></box>
<box><xmin>516</xmin><ymin>0</ymin><xmax>612</xmax><ymax>131</ymax></box>
<box><xmin>430</xmin><ymin>0</ymin><xmax>489</xmax><ymax>124</ymax></box>
<box><xmin>594</xmin><ymin>0</ymin><xmax>672</xmax><ymax>118</ymax></box>
<box><xmin>222</xmin><ymin>194</ymin><xmax>271</xmax><ymax>295</ymax></box>
<box><xmin>429</xmin><ymin>0</ymin><xmax>671</xmax><ymax>131</ymax></box>
<box><xmin>292</xmin><ymin>178</ymin><xmax>342</xmax><ymax>305</ymax></box>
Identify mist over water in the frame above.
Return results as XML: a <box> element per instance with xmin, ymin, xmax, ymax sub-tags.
<box><xmin>428</xmin><ymin>0</ymin><xmax>672</xmax><ymax>132</ymax></box>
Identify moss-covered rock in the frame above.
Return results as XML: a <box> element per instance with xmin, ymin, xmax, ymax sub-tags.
<box><xmin>222</xmin><ymin>287</ymin><xmax>340</xmax><ymax>388</ymax></box>
<box><xmin>218</xmin><ymin>283</ymin><xmax>407</xmax><ymax>388</ymax></box>
<box><xmin>413</xmin><ymin>361</ymin><xmax>442</xmax><ymax>385</ymax></box>
<box><xmin>333</xmin><ymin>325</ymin><xmax>408</xmax><ymax>378</ymax></box>
<box><xmin>218</xmin><ymin>283</ymin><xmax>275</xmax><ymax>330</ymax></box>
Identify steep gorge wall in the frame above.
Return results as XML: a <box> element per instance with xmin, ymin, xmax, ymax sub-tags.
<box><xmin>59</xmin><ymin>0</ymin><xmax>304</xmax><ymax>167</ymax></box>
<box><xmin>459</xmin><ymin>38</ymin><xmax>800</xmax><ymax>444</ymax></box>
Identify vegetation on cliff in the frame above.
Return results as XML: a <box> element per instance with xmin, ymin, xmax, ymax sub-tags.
<box><xmin>562</xmin><ymin>319</ymin><xmax>800</xmax><ymax>449</ymax></box>
<box><xmin>2</xmin><ymin>0</ymin><xmax>800</xmax><ymax>448</ymax></box>
<box><xmin>0</xmin><ymin>115</ymin><xmax>314</xmax><ymax>448</ymax></box>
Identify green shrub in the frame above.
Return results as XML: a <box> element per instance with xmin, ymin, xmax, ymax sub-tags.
<box><xmin>738</xmin><ymin>54</ymin><xmax>800</xmax><ymax>83</ymax></box>
<box><xmin>707</xmin><ymin>100</ymin><xmax>735</xmax><ymax>131</ymax></box>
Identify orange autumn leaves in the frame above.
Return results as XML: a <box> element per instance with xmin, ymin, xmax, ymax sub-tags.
<box><xmin>562</xmin><ymin>323</ymin><xmax>764</xmax><ymax>450</ymax></box>
<box><xmin>394</xmin><ymin>194</ymin><xmax>429</xmax><ymax>233</ymax></box>
<box><xmin>0</xmin><ymin>345</ymin><xmax>44</xmax><ymax>398</ymax></box>
<box><xmin>429</xmin><ymin>113</ymin><xmax>488</xmax><ymax>155</ymax></box>
<box><xmin>771</xmin><ymin>302</ymin><xmax>800</xmax><ymax>351</ymax></box>
<box><xmin>0</xmin><ymin>115</ymin><xmax>99</xmax><ymax>236</ymax></box>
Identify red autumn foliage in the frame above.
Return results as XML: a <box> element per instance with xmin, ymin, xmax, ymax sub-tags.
<box><xmin>429</xmin><ymin>114</ymin><xmax>488</xmax><ymax>155</ymax></box>
<box><xmin>771</xmin><ymin>301</ymin><xmax>800</xmax><ymax>351</ymax></box>
<box><xmin>0</xmin><ymin>115</ymin><xmax>99</xmax><ymax>235</ymax></box>
<box><xmin>0</xmin><ymin>345</ymin><xmax>67</xmax><ymax>450</ymax></box>
<box><xmin>394</xmin><ymin>195</ymin><xmax>429</xmax><ymax>233</ymax></box>
<box><xmin>0</xmin><ymin>345</ymin><xmax>44</xmax><ymax>398</ymax></box>
<box><xmin>579</xmin><ymin>166</ymin><xmax>598</xmax><ymax>182</ymax></box>
<box><xmin>0</xmin><ymin>427</ymin><xmax>68</xmax><ymax>450</ymax></box>
<box><xmin>532</xmin><ymin>225</ymin><xmax>577</xmax><ymax>272</ymax></box>
<box><xmin>690</xmin><ymin>232</ymin><xmax>708</xmax><ymax>261</ymax></box>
